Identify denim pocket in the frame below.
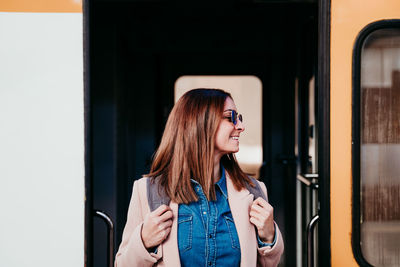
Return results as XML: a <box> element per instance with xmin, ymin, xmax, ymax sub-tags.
<box><xmin>178</xmin><ymin>214</ymin><xmax>193</xmax><ymax>252</ymax></box>
<box><xmin>224</xmin><ymin>215</ymin><xmax>240</xmax><ymax>250</ymax></box>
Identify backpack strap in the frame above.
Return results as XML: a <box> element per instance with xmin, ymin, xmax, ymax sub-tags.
<box><xmin>147</xmin><ymin>175</ymin><xmax>267</xmax><ymax>212</ymax></box>
<box><xmin>245</xmin><ymin>176</ymin><xmax>267</xmax><ymax>201</ymax></box>
<box><xmin>146</xmin><ymin>176</ymin><xmax>171</xmax><ymax>212</ymax></box>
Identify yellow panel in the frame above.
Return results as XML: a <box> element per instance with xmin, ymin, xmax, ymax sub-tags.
<box><xmin>0</xmin><ymin>0</ymin><xmax>82</xmax><ymax>13</ymax></box>
<box><xmin>331</xmin><ymin>0</ymin><xmax>400</xmax><ymax>266</ymax></box>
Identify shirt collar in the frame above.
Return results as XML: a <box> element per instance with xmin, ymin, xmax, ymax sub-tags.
<box><xmin>215</xmin><ymin>166</ymin><xmax>228</xmax><ymax>199</ymax></box>
<box><xmin>190</xmin><ymin>166</ymin><xmax>229</xmax><ymax>199</ymax></box>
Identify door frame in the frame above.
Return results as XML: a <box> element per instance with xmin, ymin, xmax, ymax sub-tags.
<box><xmin>317</xmin><ymin>0</ymin><xmax>331</xmax><ymax>266</ymax></box>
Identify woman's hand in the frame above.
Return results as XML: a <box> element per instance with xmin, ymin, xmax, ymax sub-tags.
<box><xmin>141</xmin><ymin>204</ymin><xmax>173</xmax><ymax>249</ymax></box>
<box><xmin>249</xmin><ymin>197</ymin><xmax>275</xmax><ymax>243</ymax></box>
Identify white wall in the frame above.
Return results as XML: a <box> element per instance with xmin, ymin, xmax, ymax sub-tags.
<box><xmin>0</xmin><ymin>12</ymin><xmax>84</xmax><ymax>267</ymax></box>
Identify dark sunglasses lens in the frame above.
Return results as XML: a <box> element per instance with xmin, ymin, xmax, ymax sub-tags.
<box><xmin>231</xmin><ymin>110</ymin><xmax>237</xmax><ymax>125</ymax></box>
<box><xmin>231</xmin><ymin>110</ymin><xmax>242</xmax><ymax>125</ymax></box>
<box><xmin>238</xmin><ymin>114</ymin><xmax>242</xmax><ymax>123</ymax></box>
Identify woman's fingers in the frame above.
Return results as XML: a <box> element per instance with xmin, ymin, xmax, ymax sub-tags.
<box><xmin>153</xmin><ymin>219</ymin><xmax>172</xmax><ymax>241</ymax></box>
<box><xmin>249</xmin><ymin>215</ymin><xmax>262</xmax><ymax>228</ymax></box>
<box><xmin>154</xmin><ymin>204</ymin><xmax>171</xmax><ymax>216</ymax></box>
<box><xmin>251</xmin><ymin>198</ymin><xmax>273</xmax><ymax>217</ymax></box>
<box><xmin>251</xmin><ymin>203</ymin><xmax>267</xmax><ymax>216</ymax></box>
<box><xmin>141</xmin><ymin>205</ymin><xmax>173</xmax><ymax>249</ymax></box>
<box><xmin>162</xmin><ymin>224</ymin><xmax>172</xmax><ymax>239</ymax></box>
<box><xmin>249</xmin><ymin>210</ymin><xmax>269</xmax><ymax>230</ymax></box>
<box><xmin>158</xmin><ymin>219</ymin><xmax>173</xmax><ymax>231</ymax></box>
<box><xmin>253</xmin><ymin>197</ymin><xmax>268</xmax><ymax>207</ymax></box>
<box><xmin>249</xmin><ymin>210</ymin><xmax>264</xmax><ymax>222</ymax></box>
<box><xmin>250</xmin><ymin>198</ymin><xmax>275</xmax><ymax>243</ymax></box>
<box><xmin>159</xmin><ymin>209</ymin><xmax>173</xmax><ymax>222</ymax></box>
<box><xmin>253</xmin><ymin>197</ymin><xmax>273</xmax><ymax>213</ymax></box>
<box><xmin>149</xmin><ymin>205</ymin><xmax>172</xmax><ymax>227</ymax></box>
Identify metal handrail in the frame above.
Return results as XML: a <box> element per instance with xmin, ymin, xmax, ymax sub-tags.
<box><xmin>94</xmin><ymin>210</ymin><xmax>115</xmax><ymax>267</ymax></box>
<box><xmin>307</xmin><ymin>214</ymin><xmax>319</xmax><ymax>267</ymax></box>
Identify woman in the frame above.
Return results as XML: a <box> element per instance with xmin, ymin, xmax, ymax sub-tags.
<box><xmin>115</xmin><ymin>89</ymin><xmax>283</xmax><ymax>267</ymax></box>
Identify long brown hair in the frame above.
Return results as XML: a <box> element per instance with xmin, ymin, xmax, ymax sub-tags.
<box><xmin>145</xmin><ymin>88</ymin><xmax>253</xmax><ymax>203</ymax></box>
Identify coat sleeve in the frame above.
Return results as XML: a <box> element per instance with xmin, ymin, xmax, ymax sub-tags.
<box><xmin>114</xmin><ymin>178</ymin><xmax>162</xmax><ymax>267</ymax></box>
<box><xmin>256</xmin><ymin>181</ymin><xmax>284</xmax><ymax>267</ymax></box>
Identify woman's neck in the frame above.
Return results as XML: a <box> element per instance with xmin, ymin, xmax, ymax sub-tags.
<box><xmin>213</xmin><ymin>153</ymin><xmax>222</xmax><ymax>183</ymax></box>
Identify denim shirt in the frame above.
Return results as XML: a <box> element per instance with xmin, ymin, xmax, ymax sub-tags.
<box><xmin>177</xmin><ymin>168</ymin><xmax>241</xmax><ymax>267</ymax></box>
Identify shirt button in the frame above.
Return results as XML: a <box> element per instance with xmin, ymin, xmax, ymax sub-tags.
<box><xmin>208</xmin><ymin>262</ymin><xmax>212</xmax><ymax>266</ymax></box>
<box><xmin>203</xmin><ymin>211</ymin><xmax>207</xmax><ymax>215</ymax></box>
<box><xmin>209</xmin><ymin>234</ymin><xmax>213</xmax><ymax>238</ymax></box>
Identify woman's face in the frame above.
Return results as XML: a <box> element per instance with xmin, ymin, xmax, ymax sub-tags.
<box><xmin>214</xmin><ymin>97</ymin><xmax>245</xmax><ymax>157</ymax></box>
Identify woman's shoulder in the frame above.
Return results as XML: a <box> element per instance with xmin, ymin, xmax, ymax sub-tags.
<box><xmin>133</xmin><ymin>176</ymin><xmax>162</xmax><ymax>191</ymax></box>
<box><xmin>133</xmin><ymin>176</ymin><xmax>169</xmax><ymax>211</ymax></box>
<box><xmin>133</xmin><ymin>176</ymin><xmax>151</xmax><ymax>188</ymax></box>
<box><xmin>131</xmin><ymin>176</ymin><xmax>152</xmax><ymax>199</ymax></box>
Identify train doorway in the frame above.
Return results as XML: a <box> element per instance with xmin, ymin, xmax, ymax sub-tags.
<box><xmin>86</xmin><ymin>1</ymin><xmax>319</xmax><ymax>266</ymax></box>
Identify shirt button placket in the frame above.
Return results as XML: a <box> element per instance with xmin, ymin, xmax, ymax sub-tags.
<box><xmin>207</xmin><ymin>201</ymin><xmax>217</xmax><ymax>267</ymax></box>
<box><xmin>197</xmin><ymin>185</ymin><xmax>210</xmax><ymax>264</ymax></box>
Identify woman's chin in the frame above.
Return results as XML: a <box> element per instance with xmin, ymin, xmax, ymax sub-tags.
<box><xmin>216</xmin><ymin>145</ymin><xmax>240</xmax><ymax>155</ymax></box>
<box><xmin>231</xmin><ymin>147</ymin><xmax>240</xmax><ymax>153</ymax></box>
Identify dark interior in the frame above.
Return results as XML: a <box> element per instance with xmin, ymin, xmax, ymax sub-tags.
<box><xmin>88</xmin><ymin>1</ymin><xmax>317</xmax><ymax>266</ymax></box>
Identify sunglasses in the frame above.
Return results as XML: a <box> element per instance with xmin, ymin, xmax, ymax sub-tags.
<box><xmin>225</xmin><ymin>109</ymin><xmax>243</xmax><ymax>125</ymax></box>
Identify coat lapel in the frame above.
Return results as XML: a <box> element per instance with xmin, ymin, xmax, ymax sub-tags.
<box><xmin>226</xmin><ymin>174</ymin><xmax>257</xmax><ymax>267</ymax></box>
<box><xmin>162</xmin><ymin>201</ymin><xmax>181</xmax><ymax>267</ymax></box>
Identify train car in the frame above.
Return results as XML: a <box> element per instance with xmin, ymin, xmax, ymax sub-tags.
<box><xmin>331</xmin><ymin>0</ymin><xmax>400</xmax><ymax>266</ymax></box>
<box><xmin>1</xmin><ymin>0</ymin><xmax>399</xmax><ymax>266</ymax></box>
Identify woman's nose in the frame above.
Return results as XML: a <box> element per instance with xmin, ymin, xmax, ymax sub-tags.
<box><xmin>235</xmin><ymin>119</ymin><xmax>245</xmax><ymax>132</ymax></box>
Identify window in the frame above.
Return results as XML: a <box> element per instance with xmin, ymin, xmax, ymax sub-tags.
<box><xmin>354</xmin><ymin>23</ymin><xmax>400</xmax><ymax>267</ymax></box>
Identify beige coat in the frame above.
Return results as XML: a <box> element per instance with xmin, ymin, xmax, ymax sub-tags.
<box><xmin>115</xmin><ymin>175</ymin><xmax>284</xmax><ymax>267</ymax></box>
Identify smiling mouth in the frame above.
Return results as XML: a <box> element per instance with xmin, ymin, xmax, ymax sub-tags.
<box><xmin>230</xmin><ymin>136</ymin><xmax>239</xmax><ymax>140</ymax></box>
